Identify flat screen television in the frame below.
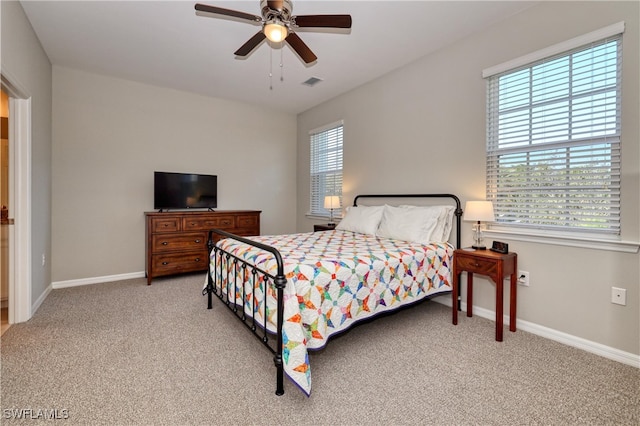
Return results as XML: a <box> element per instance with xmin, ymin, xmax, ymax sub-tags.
<box><xmin>154</xmin><ymin>171</ymin><xmax>217</xmax><ymax>210</ymax></box>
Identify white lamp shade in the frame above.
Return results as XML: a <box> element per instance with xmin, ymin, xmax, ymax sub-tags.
<box><xmin>464</xmin><ymin>201</ymin><xmax>495</xmax><ymax>222</ymax></box>
<box><xmin>323</xmin><ymin>195</ymin><xmax>341</xmax><ymax>210</ymax></box>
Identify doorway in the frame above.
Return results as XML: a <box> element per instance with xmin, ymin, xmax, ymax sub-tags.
<box><xmin>1</xmin><ymin>72</ymin><xmax>32</xmax><ymax>329</ymax></box>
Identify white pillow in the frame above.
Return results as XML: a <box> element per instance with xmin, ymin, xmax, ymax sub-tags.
<box><xmin>335</xmin><ymin>205</ymin><xmax>384</xmax><ymax>235</ymax></box>
<box><xmin>439</xmin><ymin>206</ymin><xmax>455</xmax><ymax>241</ymax></box>
<box><xmin>399</xmin><ymin>205</ymin><xmax>455</xmax><ymax>242</ymax></box>
<box><xmin>376</xmin><ymin>205</ymin><xmax>441</xmax><ymax>244</ymax></box>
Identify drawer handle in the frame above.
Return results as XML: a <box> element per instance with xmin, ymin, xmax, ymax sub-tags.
<box><xmin>164</xmin><ymin>224</ymin><xmax>169</xmax><ymax>227</ymax></box>
<box><xmin>190</xmin><ymin>222</ymin><xmax>196</xmax><ymax>226</ymax></box>
<box><xmin>162</xmin><ymin>242</ymin><xmax>168</xmax><ymax>245</ymax></box>
<box><xmin>162</xmin><ymin>261</ymin><xmax>169</xmax><ymax>265</ymax></box>
<box><xmin>195</xmin><ymin>258</ymin><xmax>201</xmax><ymax>262</ymax></box>
<box><xmin>474</xmin><ymin>263</ymin><xmax>480</xmax><ymax>267</ymax></box>
<box><xmin>195</xmin><ymin>239</ymin><xmax>201</xmax><ymax>243</ymax></box>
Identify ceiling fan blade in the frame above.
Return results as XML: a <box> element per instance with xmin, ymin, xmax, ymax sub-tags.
<box><xmin>195</xmin><ymin>3</ymin><xmax>261</xmax><ymax>23</ymax></box>
<box><xmin>292</xmin><ymin>14</ymin><xmax>352</xmax><ymax>29</ymax></box>
<box><xmin>285</xmin><ymin>32</ymin><xmax>317</xmax><ymax>64</ymax></box>
<box><xmin>234</xmin><ymin>31</ymin><xmax>267</xmax><ymax>57</ymax></box>
<box><xmin>267</xmin><ymin>1</ymin><xmax>284</xmax><ymax>12</ymax></box>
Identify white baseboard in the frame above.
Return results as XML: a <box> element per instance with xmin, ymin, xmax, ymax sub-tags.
<box><xmin>433</xmin><ymin>296</ymin><xmax>640</xmax><ymax>369</ymax></box>
<box><xmin>52</xmin><ymin>271</ymin><xmax>146</xmax><ymax>289</ymax></box>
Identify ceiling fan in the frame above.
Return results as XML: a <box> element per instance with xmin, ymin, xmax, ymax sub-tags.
<box><xmin>195</xmin><ymin>0</ymin><xmax>352</xmax><ymax>64</ymax></box>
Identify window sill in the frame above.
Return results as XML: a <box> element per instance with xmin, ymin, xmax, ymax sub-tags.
<box><xmin>484</xmin><ymin>228</ymin><xmax>639</xmax><ymax>253</ymax></box>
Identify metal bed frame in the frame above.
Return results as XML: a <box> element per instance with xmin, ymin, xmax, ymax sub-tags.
<box><xmin>203</xmin><ymin>194</ymin><xmax>462</xmax><ymax>396</ymax></box>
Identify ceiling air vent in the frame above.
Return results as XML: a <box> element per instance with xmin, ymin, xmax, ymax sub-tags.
<box><xmin>302</xmin><ymin>77</ymin><xmax>323</xmax><ymax>87</ymax></box>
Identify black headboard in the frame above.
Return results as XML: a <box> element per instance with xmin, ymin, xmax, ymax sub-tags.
<box><xmin>352</xmin><ymin>193</ymin><xmax>463</xmax><ymax>249</ymax></box>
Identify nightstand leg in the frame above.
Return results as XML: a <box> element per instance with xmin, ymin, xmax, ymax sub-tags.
<box><xmin>452</xmin><ymin>271</ymin><xmax>458</xmax><ymax>325</ymax></box>
<box><xmin>496</xmin><ymin>270</ymin><xmax>504</xmax><ymax>342</ymax></box>
<box><xmin>510</xmin><ymin>272</ymin><xmax>517</xmax><ymax>332</ymax></box>
<box><xmin>466</xmin><ymin>272</ymin><xmax>473</xmax><ymax>317</ymax></box>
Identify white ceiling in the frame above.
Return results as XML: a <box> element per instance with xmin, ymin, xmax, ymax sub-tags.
<box><xmin>20</xmin><ymin>1</ymin><xmax>537</xmax><ymax>114</ymax></box>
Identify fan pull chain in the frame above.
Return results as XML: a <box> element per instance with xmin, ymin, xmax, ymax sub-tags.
<box><xmin>269</xmin><ymin>47</ymin><xmax>273</xmax><ymax>91</ymax></box>
<box><xmin>280</xmin><ymin>46</ymin><xmax>284</xmax><ymax>83</ymax></box>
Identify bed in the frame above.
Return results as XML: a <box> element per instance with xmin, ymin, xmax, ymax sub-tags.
<box><xmin>203</xmin><ymin>194</ymin><xmax>463</xmax><ymax>396</ymax></box>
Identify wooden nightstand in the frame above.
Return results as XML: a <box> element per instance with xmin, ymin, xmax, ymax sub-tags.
<box><xmin>314</xmin><ymin>224</ymin><xmax>336</xmax><ymax>232</ymax></box>
<box><xmin>452</xmin><ymin>248</ymin><xmax>518</xmax><ymax>341</ymax></box>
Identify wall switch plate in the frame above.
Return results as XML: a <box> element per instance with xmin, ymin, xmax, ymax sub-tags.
<box><xmin>611</xmin><ymin>287</ymin><xmax>626</xmax><ymax>306</ymax></box>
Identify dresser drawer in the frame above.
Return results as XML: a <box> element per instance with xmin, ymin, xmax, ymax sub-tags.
<box><xmin>237</xmin><ymin>214</ymin><xmax>259</xmax><ymax>228</ymax></box>
<box><xmin>183</xmin><ymin>215</ymin><xmax>236</xmax><ymax>231</ymax></box>
<box><xmin>456</xmin><ymin>255</ymin><xmax>497</xmax><ymax>275</ymax></box>
<box><xmin>152</xmin><ymin>232</ymin><xmax>207</xmax><ymax>252</ymax></box>
<box><xmin>151</xmin><ymin>251</ymin><xmax>209</xmax><ymax>275</ymax></box>
<box><xmin>152</xmin><ymin>217</ymin><xmax>181</xmax><ymax>233</ymax></box>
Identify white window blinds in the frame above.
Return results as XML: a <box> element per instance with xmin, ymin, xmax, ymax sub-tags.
<box><xmin>486</xmin><ymin>34</ymin><xmax>622</xmax><ymax>236</ymax></box>
<box><xmin>310</xmin><ymin>122</ymin><xmax>343</xmax><ymax>216</ymax></box>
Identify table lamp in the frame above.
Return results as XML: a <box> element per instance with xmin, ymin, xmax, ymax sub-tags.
<box><xmin>323</xmin><ymin>195</ymin><xmax>341</xmax><ymax>226</ymax></box>
<box><xmin>464</xmin><ymin>201</ymin><xmax>495</xmax><ymax>249</ymax></box>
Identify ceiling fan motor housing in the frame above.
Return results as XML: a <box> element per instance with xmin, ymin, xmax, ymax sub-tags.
<box><xmin>261</xmin><ymin>0</ymin><xmax>292</xmax><ymax>22</ymax></box>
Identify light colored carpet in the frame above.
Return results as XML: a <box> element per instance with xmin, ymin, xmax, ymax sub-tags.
<box><xmin>1</xmin><ymin>273</ymin><xmax>638</xmax><ymax>425</ymax></box>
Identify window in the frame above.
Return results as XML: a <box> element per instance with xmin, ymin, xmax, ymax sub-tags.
<box><xmin>485</xmin><ymin>27</ymin><xmax>623</xmax><ymax>237</ymax></box>
<box><xmin>309</xmin><ymin>121</ymin><xmax>343</xmax><ymax>217</ymax></box>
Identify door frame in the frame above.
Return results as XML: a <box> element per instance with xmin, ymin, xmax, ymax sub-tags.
<box><xmin>2</xmin><ymin>73</ymin><xmax>32</xmax><ymax>324</ymax></box>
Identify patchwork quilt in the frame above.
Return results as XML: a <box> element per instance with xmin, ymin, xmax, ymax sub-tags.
<box><xmin>210</xmin><ymin>229</ymin><xmax>453</xmax><ymax>395</ymax></box>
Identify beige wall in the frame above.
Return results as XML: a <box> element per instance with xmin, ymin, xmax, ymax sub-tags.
<box><xmin>1</xmin><ymin>0</ymin><xmax>53</xmax><ymax>308</ymax></box>
<box><xmin>52</xmin><ymin>67</ymin><xmax>297</xmax><ymax>282</ymax></box>
<box><xmin>297</xmin><ymin>1</ymin><xmax>640</xmax><ymax>356</ymax></box>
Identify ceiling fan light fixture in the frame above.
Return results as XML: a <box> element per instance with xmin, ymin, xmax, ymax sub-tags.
<box><xmin>264</xmin><ymin>20</ymin><xmax>288</xmax><ymax>43</ymax></box>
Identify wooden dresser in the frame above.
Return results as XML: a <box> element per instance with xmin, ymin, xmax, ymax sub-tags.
<box><xmin>145</xmin><ymin>210</ymin><xmax>261</xmax><ymax>285</ymax></box>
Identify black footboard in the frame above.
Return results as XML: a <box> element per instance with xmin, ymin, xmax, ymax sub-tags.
<box><xmin>203</xmin><ymin>229</ymin><xmax>287</xmax><ymax>396</ymax></box>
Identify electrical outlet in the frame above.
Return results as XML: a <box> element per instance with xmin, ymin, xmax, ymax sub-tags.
<box><xmin>518</xmin><ymin>270</ymin><xmax>530</xmax><ymax>286</ymax></box>
<box><xmin>611</xmin><ymin>287</ymin><xmax>626</xmax><ymax>306</ymax></box>
<box><xmin>42</xmin><ymin>253</ymin><xmax>46</xmax><ymax>267</ymax></box>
